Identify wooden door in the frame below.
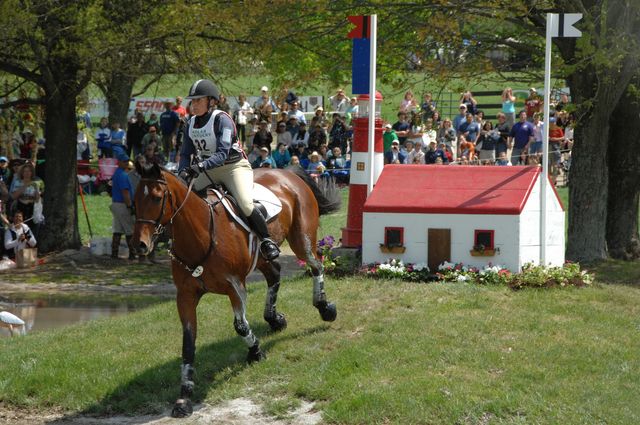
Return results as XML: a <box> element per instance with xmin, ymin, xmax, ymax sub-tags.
<box><xmin>428</xmin><ymin>229</ymin><xmax>451</xmax><ymax>272</ymax></box>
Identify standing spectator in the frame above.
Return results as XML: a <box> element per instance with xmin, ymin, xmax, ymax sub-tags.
<box><xmin>146</xmin><ymin>113</ymin><xmax>160</xmax><ymax>130</ymax></box>
<box><xmin>313</xmin><ymin>106</ymin><xmax>327</xmax><ymax>127</ymax></box>
<box><xmin>345</xmin><ymin>97</ymin><xmax>359</xmax><ymax>123</ymax></box>
<box><xmin>217</xmin><ymin>94</ymin><xmax>230</xmax><ymax>113</ymax></box>
<box><xmin>234</xmin><ymin>94</ymin><xmax>252</xmax><ymax>144</ymax></box>
<box><xmin>110</xmin><ymin>122</ymin><xmax>126</xmax><ymax>156</ymax></box>
<box><xmin>399</xmin><ymin>90</ymin><xmax>418</xmax><ymax>114</ymax></box>
<box><xmin>437</xmin><ymin>118</ymin><xmax>457</xmax><ymax>160</ymax></box>
<box><xmin>329</xmin><ymin>89</ymin><xmax>348</xmax><ymax>112</ymax></box>
<box><xmin>3</xmin><ymin>210</ymin><xmax>36</xmax><ymax>259</ymax></box>
<box><xmin>383</xmin><ymin>123</ymin><xmax>399</xmax><ymax>153</ymax></box>
<box><xmin>555</xmin><ymin>93</ymin><xmax>570</xmax><ymax>112</ymax></box>
<box><xmin>159</xmin><ymin>102</ymin><xmax>180</xmax><ymax>160</ymax></box>
<box><xmin>77</xmin><ymin>126</ymin><xmax>91</xmax><ymax>160</ymax></box>
<box><xmin>458</xmin><ymin>113</ymin><xmax>481</xmax><ymax>147</ymax></box>
<box><xmin>530</xmin><ymin>113</ymin><xmax>544</xmax><ymax>160</ymax></box>
<box><xmin>95</xmin><ymin>117</ymin><xmax>112</xmax><ymax>158</ymax></box>
<box><xmin>110</xmin><ymin>152</ymin><xmax>135</xmax><ymax>260</ymax></box>
<box><xmin>392</xmin><ymin>111</ymin><xmax>411</xmax><ymax>145</ymax></box>
<box><xmin>286</xmin><ymin>116</ymin><xmax>301</xmax><ymax>139</ymax></box>
<box><xmin>172</xmin><ymin>96</ymin><xmax>187</xmax><ymax>118</ymax></box>
<box><xmin>308</xmin><ymin>119</ymin><xmax>327</xmax><ymax>151</ymax></box>
<box><xmin>254</xmin><ymin>86</ymin><xmax>278</xmax><ymax>126</ymax></box>
<box><xmin>143</xmin><ymin>142</ymin><xmax>166</xmax><ymax>166</ymax></box>
<box><xmin>272</xmin><ymin>142</ymin><xmax>291</xmax><ymax>169</ymax></box>
<box><xmin>431</xmin><ymin>110</ymin><xmax>442</xmax><ymax>129</ymax></box>
<box><xmin>384</xmin><ymin>140</ymin><xmax>406</xmax><ymax>164</ymax></box>
<box><xmin>0</xmin><ymin>157</ymin><xmax>11</xmax><ymax>184</ymax></box>
<box><xmin>252</xmin><ymin>120</ymin><xmax>273</xmax><ymax>153</ymax></box>
<box><xmin>453</xmin><ymin>104</ymin><xmax>467</xmax><ymax>132</ymax></box>
<box><xmin>548</xmin><ymin>116</ymin><xmax>565</xmax><ymax>181</ymax></box>
<box><xmin>422</xmin><ymin>118</ymin><xmax>437</xmax><ymax>146</ymax></box>
<box><xmin>476</xmin><ymin>121</ymin><xmax>499</xmax><ymax>162</ymax></box>
<box><xmin>287</xmin><ymin>101</ymin><xmax>306</xmax><ymax>124</ymax></box>
<box><xmin>525</xmin><ymin>88</ymin><xmax>542</xmax><ymax>120</ymax></box>
<box><xmin>460</xmin><ymin>91</ymin><xmax>478</xmax><ymax>115</ymax></box>
<box><xmin>126</xmin><ymin>112</ymin><xmax>147</xmax><ymax>158</ymax></box>
<box><xmin>501</xmin><ymin>87</ymin><xmax>517</xmax><ymax>127</ymax></box>
<box><xmin>420</xmin><ymin>92</ymin><xmax>437</xmax><ymax>123</ymax></box>
<box><xmin>494</xmin><ymin>112</ymin><xmax>511</xmax><ymax>157</ymax></box>
<box><xmin>496</xmin><ymin>151</ymin><xmax>512</xmax><ymax>166</ymax></box>
<box><xmin>509</xmin><ymin>111</ymin><xmax>534</xmax><ymax>164</ymax></box>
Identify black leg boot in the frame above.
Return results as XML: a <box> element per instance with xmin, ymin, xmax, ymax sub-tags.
<box><xmin>111</xmin><ymin>233</ymin><xmax>122</xmax><ymax>259</ymax></box>
<box><xmin>246</xmin><ymin>208</ymin><xmax>280</xmax><ymax>261</ymax></box>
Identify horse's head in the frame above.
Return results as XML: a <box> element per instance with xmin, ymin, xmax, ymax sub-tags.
<box><xmin>132</xmin><ymin>162</ymin><xmax>176</xmax><ymax>256</ymax></box>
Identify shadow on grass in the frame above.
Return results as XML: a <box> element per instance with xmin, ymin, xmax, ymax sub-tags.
<box><xmin>588</xmin><ymin>259</ymin><xmax>640</xmax><ymax>286</ymax></box>
<box><xmin>46</xmin><ymin>322</ymin><xmax>330</xmax><ymax>423</ymax></box>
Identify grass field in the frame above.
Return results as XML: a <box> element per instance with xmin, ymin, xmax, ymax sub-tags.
<box><xmin>1</xmin><ymin>275</ymin><xmax>639</xmax><ymax>424</ymax></box>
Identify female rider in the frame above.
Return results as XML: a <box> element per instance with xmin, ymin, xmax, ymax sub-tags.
<box><xmin>178</xmin><ymin>79</ymin><xmax>279</xmax><ymax>261</ymax></box>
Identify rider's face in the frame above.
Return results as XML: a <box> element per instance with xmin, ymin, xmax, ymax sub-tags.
<box><xmin>190</xmin><ymin>97</ymin><xmax>209</xmax><ymax>116</ymax></box>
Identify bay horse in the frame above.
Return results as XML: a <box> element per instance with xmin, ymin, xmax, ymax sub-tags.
<box><xmin>131</xmin><ymin>163</ymin><xmax>341</xmax><ymax>418</ymax></box>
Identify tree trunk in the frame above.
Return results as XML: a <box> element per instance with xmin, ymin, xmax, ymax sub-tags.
<box><xmin>38</xmin><ymin>89</ymin><xmax>81</xmax><ymax>253</ymax></box>
<box><xmin>105</xmin><ymin>72</ymin><xmax>136</xmax><ymax>128</ymax></box>
<box><xmin>606</xmin><ymin>84</ymin><xmax>640</xmax><ymax>259</ymax></box>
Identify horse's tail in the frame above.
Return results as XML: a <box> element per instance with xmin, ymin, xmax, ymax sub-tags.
<box><xmin>289</xmin><ymin>166</ymin><xmax>342</xmax><ymax>215</ymax></box>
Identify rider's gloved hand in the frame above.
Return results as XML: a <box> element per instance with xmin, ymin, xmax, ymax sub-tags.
<box><xmin>190</xmin><ymin>163</ymin><xmax>204</xmax><ymax>176</ymax></box>
<box><xmin>178</xmin><ymin>168</ymin><xmax>197</xmax><ymax>182</ymax></box>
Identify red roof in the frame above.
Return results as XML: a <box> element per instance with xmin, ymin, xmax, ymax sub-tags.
<box><xmin>364</xmin><ymin>165</ymin><xmax>564</xmax><ymax>215</ymax></box>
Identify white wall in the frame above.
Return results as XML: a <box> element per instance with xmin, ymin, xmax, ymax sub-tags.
<box><xmin>518</xmin><ymin>178</ymin><xmax>565</xmax><ymax>268</ymax></box>
<box><xmin>362</xmin><ymin>212</ymin><xmax>521</xmax><ymax>271</ymax></box>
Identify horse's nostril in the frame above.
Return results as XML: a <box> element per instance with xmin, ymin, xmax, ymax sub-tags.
<box><xmin>137</xmin><ymin>242</ymin><xmax>148</xmax><ymax>255</ymax></box>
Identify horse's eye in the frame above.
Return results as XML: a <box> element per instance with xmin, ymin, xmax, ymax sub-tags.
<box><xmin>150</xmin><ymin>195</ymin><xmax>163</xmax><ymax>204</ymax></box>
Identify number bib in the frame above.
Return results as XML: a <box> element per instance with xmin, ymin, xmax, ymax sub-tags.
<box><xmin>188</xmin><ymin>110</ymin><xmax>225</xmax><ymax>158</ymax></box>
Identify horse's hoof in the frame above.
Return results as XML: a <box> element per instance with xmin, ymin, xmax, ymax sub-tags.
<box><xmin>247</xmin><ymin>344</ymin><xmax>266</xmax><ymax>363</ymax></box>
<box><xmin>318</xmin><ymin>302</ymin><xmax>337</xmax><ymax>322</ymax></box>
<box><xmin>171</xmin><ymin>398</ymin><xmax>193</xmax><ymax>418</ymax></box>
<box><xmin>266</xmin><ymin>313</ymin><xmax>287</xmax><ymax>332</ymax></box>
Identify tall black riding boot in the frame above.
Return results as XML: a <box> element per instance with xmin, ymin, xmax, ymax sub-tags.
<box><xmin>111</xmin><ymin>233</ymin><xmax>122</xmax><ymax>259</ymax></box>
<box><xmin>246</xmin><ymin>209</ymin><xmax>280</xmax><ymax>261</ymax></box>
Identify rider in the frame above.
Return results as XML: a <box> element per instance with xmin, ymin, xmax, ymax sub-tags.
<box><xmin>178</xmin><ymin>79</ymin><xmax>280</xmax><ymax>261</ymax></box>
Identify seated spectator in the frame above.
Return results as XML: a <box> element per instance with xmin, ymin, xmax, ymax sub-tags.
<box><xmin>401</xmin><ymin>140</ymin><xmax>414</xmax><ymax>159</ymax></box>
<box><xmin>422</xmin><ymin>118</ymin><xmax>437</xmax><ymax>146</ymax></box>
<box><xmin>110</xmin><ymin>122</ymin><xmax>126</xmax><ymax>156</ymax></box>
<box><xmin>328</xmin><ymin>113</ymin><xmax>348</xmax><ymax>152</ymax></box>
<box><xmin>286</xmin><ymin>116</ymin><xmax>300</xmax><ymax>139</ymax></box>
<box><xmin>292</xmin><ymin>122</ymin><xmax>309</xmax><ymax>150</ymax></box>
<box><xmin>318</xmin><ymin>144</ymin><xmax>329</xmax><ymax>161</ymax></box>
<box><xmin>247</xmin><ymin>144</ymin><xmax>261</xmax><ymax>166</ymax></box>
<box><xmin>272</xmin><ymin>143</ymin><xmax>291</xmax><ymax>169</ymax></box>
<box><xmin>425</xmin><ymin>141</ymin><xmax>448</xmax><ymax>164</ymax></box>
<box><xmin>252</xmin><ymin>120</ymin><xmax>273</xmax><ymax>153</ymax></box>
<box><xmin>141</xmin><ymin>126</ymin><xmax>161</xmax><ymax>150</ymax></box>
<box><xmin>294</xmin><ymin>143</ymin><xmax>309</xmax><ymax>161</ymax></box>
<box><xmin>287</xmin><ymin>155</ymin><xmax>301</xmax><ymax>169</ymax></box>
<box><xmin>439</xmin><ymin>142</ymin><xmax>453</xmax><ymax>163</ymax></box>
<box><xmin>437</xmin><ymin>118</ymin><xmax>457</xmax><ymax>160</ymax></box>
<box><xmin>308</xmin><ymin>119</ymin><xmax>327</xmax><ymax>152</ymax></box>
<box><xmin>276</xmin><ymin>122</ymin><xmax>293</xmax><ymax>149</ymax></box>
<box><xmin>384</xmin><ymin>140</ymin><xmax>406</xmax><ymax>165</ymax></box>
<box><xmin>4</xmin><ymin>210</ymin><xmax>36</xmax><ymax>259</ymax></box>
<box><xmin>10</xmin><ymin>162</ymin><xmax>41</xmax><ymax>226</ymax></box>
<box><xmin>496</xmin><ymin>151</ymin><xmax>512</xmax><ymax>166</ymax></box>
<box><xmin>306</xmin><ymin>151</ymin><xmax>325</xmax><ymax>173</ymax></box>
<box><xmin>252</xmin><ymin>147</ymin><xmax>274</xmax><ymax>169</ymax></box>
<box><xmin>383</xmin><ymin>123</ymin><xmax>399</xmax><ymax>153</ymax></box>
<box><xmin>407</xmin><ymin>140</ymin><xmax>425</xmax><ymax>164</ymax></box>
<box><xmin>327</xmin><ymin>147</ymin><xmax>347</xmax><ymax>169</ymax></box>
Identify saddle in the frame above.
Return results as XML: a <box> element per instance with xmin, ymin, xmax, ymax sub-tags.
<box><xmin>201</xmin><ymin>183</ymin><xmax>282</xmax><ymax>232</ymax></box>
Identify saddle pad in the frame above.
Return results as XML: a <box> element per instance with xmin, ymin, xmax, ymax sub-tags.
<box><xmin>252</xmin><ymin>183</ymin><xmax>282</xmax><ymax>221</ymax></box>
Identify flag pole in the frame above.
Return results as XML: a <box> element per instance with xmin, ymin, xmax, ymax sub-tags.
<box><xmin>367</xmin><ymin>14</ymin><xmax>377</xmax><ymax>196</ymax></box>
<box><xmin>541</xmin><ymin>12</ymin><xmax>553</xmax><ymax>266</ymax></box>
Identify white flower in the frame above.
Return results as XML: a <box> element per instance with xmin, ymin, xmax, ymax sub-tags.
<box><xmin>413</xmin><ymin>263</ymin><xmax>429</xmax><ymax>272</ymax></box>
<box><xmin>438</xmin><ymin>261</ymin><xmax>455</xmax><ymax>271</ymax></box>
<box><xmin>457</xmin><ymin>275</ymin><xmax>469</xmax><ymax>282</ymax></box>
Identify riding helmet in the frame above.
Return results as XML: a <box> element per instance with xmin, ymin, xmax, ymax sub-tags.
<box><xmin>185</xmin><ymin>79</ymin><xmax>220</xmax><ymax>100</ymax></box>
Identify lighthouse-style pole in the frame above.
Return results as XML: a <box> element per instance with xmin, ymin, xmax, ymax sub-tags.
<box><xmin>341</xmin><ymin>92</ymin><xmax>384</xmax><ymax>248</ymax></box>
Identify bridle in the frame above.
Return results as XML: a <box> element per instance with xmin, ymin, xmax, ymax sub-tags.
<box><xmin>135</xmin><ymin>173</ymin><xmax>217</xmax><ymax>278</ymax></box>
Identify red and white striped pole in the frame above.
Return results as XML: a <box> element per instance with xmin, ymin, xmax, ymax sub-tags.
<box><xmin>341</xmin><ymin>92</ymin><xmax>384</xmax><ymax>248</ymax></box>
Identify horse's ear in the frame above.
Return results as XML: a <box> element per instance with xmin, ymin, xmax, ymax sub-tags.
<box><xmin>151</xmin><ymin>162</ymin><xmax>163</xmax><ymax>178</ymax></box>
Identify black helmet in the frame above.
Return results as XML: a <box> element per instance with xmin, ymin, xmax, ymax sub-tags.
<box><xmin>185</xmin><ymin>79</ymin><xmax>220</xmax><ymax>100</ymax></box>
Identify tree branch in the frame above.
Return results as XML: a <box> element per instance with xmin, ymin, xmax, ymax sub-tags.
<box><xmin>0</xmin><ymin>97</ymin><xmax>45</xmax><ymax>108</ymax></box>
<box><xmin>0</xmin><ymin>62</ymin><xmax>42</xmax><ymax>85</ymax></box>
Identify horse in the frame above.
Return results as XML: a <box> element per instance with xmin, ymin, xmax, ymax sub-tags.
<box><xmin>131</xmin><ymin>163</ymin><xmax>341</xmax><ymax>418</ymax></box>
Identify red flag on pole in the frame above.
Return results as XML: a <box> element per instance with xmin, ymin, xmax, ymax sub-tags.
<box><xmin>347</xmin><ymin>16</ymin><xmax>371</xmax><ymax>39</ymax></box>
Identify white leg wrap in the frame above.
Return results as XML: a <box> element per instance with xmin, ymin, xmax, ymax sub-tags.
<box><xmin>313</xmin><ymin>274</ymin><xmax>326</xmax><ymax>305</ymax></box>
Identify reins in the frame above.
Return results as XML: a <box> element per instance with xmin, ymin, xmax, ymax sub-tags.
<box><xmin>137</xmin><ymin>174</ymin><xmax>219</xmax><ymax>282</ymax></box>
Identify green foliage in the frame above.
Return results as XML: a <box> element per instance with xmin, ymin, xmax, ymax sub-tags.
<box><xmin>509</xmin><ymin>262</ymin><xmax>593</xmax><ymax>290</ymax></box>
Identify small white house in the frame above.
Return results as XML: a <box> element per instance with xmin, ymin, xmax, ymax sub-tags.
<box><xmin>362</xmin><ymin>165</ymin><xmax>565</xmax><ymax>272</ymax></box>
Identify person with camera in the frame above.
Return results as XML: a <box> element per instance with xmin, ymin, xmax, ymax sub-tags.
<box><xmin>3</xmin><ymin>210</ymin><xmax>36</xmax><ymax>259</ymax></box>
<box><xmin>178</xmin><ymin>79</ymin><xmax>280</xmax><ymax>261</ymax></box>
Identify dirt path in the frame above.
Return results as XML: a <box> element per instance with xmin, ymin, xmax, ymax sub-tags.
<box><xmin>0</xmin><ymin>398</ymin><xmax>322</xmax><ymax>425</ymax></box>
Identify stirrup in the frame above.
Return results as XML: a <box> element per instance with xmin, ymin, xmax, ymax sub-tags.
<box><xmin>259</xmin><ymin>239</ymin><xmax>280</xmax><ymax>261</ymax></box>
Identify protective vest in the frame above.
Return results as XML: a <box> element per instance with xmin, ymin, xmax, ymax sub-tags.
<box><xmin>188</xmin><ymin>110</ymin><xmax>242</xmax><ymax>159</ymax></box>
